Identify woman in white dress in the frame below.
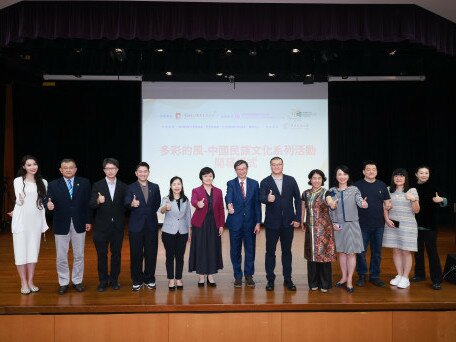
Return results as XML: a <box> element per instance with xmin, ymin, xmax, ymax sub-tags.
<box><xmin>383</xmin><ymin>168</ymin><xmax>420</xmax><ymax>289</ymax></box>
<box><xmin>12</xmin><ymin>155</ymin><xmax>48</xmax><ymax>294</ymax></box>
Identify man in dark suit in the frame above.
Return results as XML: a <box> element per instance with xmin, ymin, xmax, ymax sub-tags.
<box><xmin>259</xmin><ymin>157</ymin><xmax>301</xmax><ymax>291</ymax></box>
<box><xmin>225</xmin><ymin>160</ymin><xmax>261</xmax><ymax>288</ymax></box>
<box><xmin>90</xmin><ymin>158</ymin><xmax>127</xmax><ymax>292</ymax></box>
<box><xmin>47</xmin><ymin>158</ymin><xmax>91</xmax><ymax>295</ymax></box>
<box><xmin>124</xmin><ymin>162</ymin><xmax>161</xmax><ymax>291</ymax></box>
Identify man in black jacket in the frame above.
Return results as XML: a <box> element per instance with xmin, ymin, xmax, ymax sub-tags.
<box><xmin>90</xmin><ymin>158</ymin><xmax>127</xmax><ymax>291</ymax></box>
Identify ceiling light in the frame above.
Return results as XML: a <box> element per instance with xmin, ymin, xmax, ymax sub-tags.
<box><xmin>165</xmin><ymin>71</ymin><xmax>172</xmax><ymax>76</ymax></box>
<box><xmin>268</xmin><ymin>73</ymin><xmax>276</xmax><ymax>77</ymax></box>
<box><xmin>292</xmin><ymin>48</ymin><xmax>300</xmax><ymax>54</ymax></box>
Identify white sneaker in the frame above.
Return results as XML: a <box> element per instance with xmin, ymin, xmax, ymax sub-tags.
<box><xmin>390</xmin><ymin>275</ymin><xmax>402</xmax><ymax>286</ymax></box>
<box><xmin>397</xmin><ymin>277</ymin><xmax>410</xmax><ymax>289</ymax></box>
<box><xmin>146</xmin><ymin>282</ymin><xmax>156</xmax><ymax>289</ymax></box>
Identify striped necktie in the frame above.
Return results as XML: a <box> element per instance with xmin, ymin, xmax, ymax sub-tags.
<box><xmin>240</xmin><ymin>181</ymin><xmax>246</xmax><ymax>199</ymax></box>
<box><xmin>67</xmin><ymin>179</ymin><xmax>73</xmax><ymax>199</ymax></box>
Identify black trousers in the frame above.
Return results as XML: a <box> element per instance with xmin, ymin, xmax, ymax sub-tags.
<box><xmin>414</xmin><ymin>229</ymin><xmax>443</xmax><ymax>284</ymax></box>
<box><xmin>161</xmin><ymin>231</ymin><xmax>188</xmax><ymax>279</ymax></box>
<box><xmin>93</xmin><ymin>223</ymin><xmax>124</xmax><ymax>284</ymax></box>
<box><xmin>265</xmin><ymin>226</ymin><xmax>294</xmax><ymax>283</ymax></box>
<box><xmin>129</xmin><ymin>228</ymin><xmax>158</xmax><ymax>285</ymax></box>
<box><xmin>307</xmin><ymin>261</ymin><xmax>332</xmax><ymax>290</ymax></box>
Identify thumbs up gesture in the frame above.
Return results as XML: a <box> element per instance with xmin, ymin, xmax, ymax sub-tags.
<box><xmin>227</xmin><ymin>203</ymin><xmax>235</xmax><ymax>214</ymax></box>
<box><xmin>47</xmin><ymin>197</ymin><xmax>55</xmax><ymax>211</ymax></box>
<box><xmin>197</xmin><ymin>197</ymin><xmax>205</xmax><ymax>209</ymax></box>
<box><xmin>432</xmin><ymin>192</ymin><xmax>443</xmax><ymax>203</ymax></box>
<box><xmin>267</xmin><ymin>190</ymin><xmax>275</xmax><ymax>203</ymax></box>
<box><xmin>361</xmin><ymin>197</ymin><xmax>368</xmax><ymax>208</ymax></box>
<box><xmin>18</xmin><ymin>192</ymin><xmax>24</xmax><ymax>205</ymax></box>
<box><xmin>165</xmin><ymin>199</ymin><xmax>172</xmax><ymax>211</ymax></box>
<box><xmin>97</xmin><ymin>192</ymin><xmax>105</xmax><ymax>204</ymax></box>
<box><xmin>131</xmin><ymin>194</ymin><xmax>140</xmax><ymax>208</ymax></box>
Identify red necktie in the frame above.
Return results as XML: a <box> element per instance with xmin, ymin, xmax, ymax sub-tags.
<box><xmin>240</xmin><ymin>181</ymin><xmax>246</xmax><ymax>199</ymax></box>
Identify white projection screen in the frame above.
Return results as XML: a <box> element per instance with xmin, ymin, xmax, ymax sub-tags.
<box><xmin>142</xmin><ymin>82</ymin><xmax>328</xmax><ymax>223</ymax></box>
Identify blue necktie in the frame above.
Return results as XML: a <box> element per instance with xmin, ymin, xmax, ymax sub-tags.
<box><xmin>67</xmin><ymin>179</ymin><xmax>73</xmax><ymax>199</ymax></box>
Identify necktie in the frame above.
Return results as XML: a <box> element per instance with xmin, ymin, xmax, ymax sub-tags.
<box><xmin>240</xmin><ymin>181</ymin><xmax>246</xmax><ymax>199</ymax></box>
<box><xmin>67</xmin><ymin>179</ymin><xmax>73</xmax><ymax>199</ymax></box>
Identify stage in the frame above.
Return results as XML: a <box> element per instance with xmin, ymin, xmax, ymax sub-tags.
<box><xmin>1</xmin><ymin>226</ymin><xmax>455</xmax><ymax>341</ymax></box>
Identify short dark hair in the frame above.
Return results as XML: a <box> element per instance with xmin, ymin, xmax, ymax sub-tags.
<box><xmin>60</xmin><ymin>158</ymin><xmax>76</xmax><ymax>166</ymax></box>
<box><xmin>234</xmin><ymin>160</ymin><xmax>248</xmax><ymax>169</ymax></box>
<box><xmin>307</xmin><ymin>169</ymin><xmax>327</xmax><ymax>186</ymax></box>
<box><xmin>199</xmin><ymin>167</ymin><xmax>215</xmax><ymax>180</ymax></box>
<box><xmin>136</xmin><ymin>161</ymin><xmax>150</xmax><ymax>171</ymax></box>
<box><xmin>415</xmin><ymin>165</ymin><xmax>430</xmax><ymax>173</ymax></box>
<box><xmin>362</xmin><ymin>160</ymin><xmax>377</xmax><ymax>170</ymax></box>
<box><xmin>334</xmin><ymin>164</ymin><xmax>352</xmax><ymax>186</ymax></box>
<box><xmin>270</xmin><ymin>156</ymin><xmax>283</xmax><ymax>164</ymax></box>
<box><xmin>103</xmin><ymin>158</ymin><xmax>119</xmax><ymax>169</ymax></box>
<box><xmin>390</xmin><ymin>168</ymin><xmax>410</xmax><ymax>193</ymax></box>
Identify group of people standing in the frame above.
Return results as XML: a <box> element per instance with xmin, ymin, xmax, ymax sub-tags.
<box><xmin>10</xmin><ymin>155</ymin><xmax>447</xmax><ymax>295</ymax></box>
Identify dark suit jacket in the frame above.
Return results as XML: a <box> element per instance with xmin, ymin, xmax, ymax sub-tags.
<box><xmin>225</xmin><ymin>177</ymin><xmax>261</xmax><ymax>230</ymax></box>
<box><xmin>47</xmin><ymin>176</ymin><xmax>91</xmax><ymax>235</ymax></box>
<box><xmin>259</xmin><ymin>174</ymin><xmax>301</xmax><ymax>229</ymax></box>
<box><xmin>124</xmin><ymin>181</ymin><xmax>161</xmax><ymax>233</ymax></box>
<box><xmin>90</xmin><ymin>178</ymin><xmax>127</xmax><ymax>241</ymax></box>
<box><xmin>191</xmin><ymin>185</ymin><xmax>225</xmax><ymax>229</ymax></box>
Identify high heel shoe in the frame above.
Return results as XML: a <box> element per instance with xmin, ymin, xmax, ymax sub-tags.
<box><xmin>198</xmin><ymin>278</ymin><xmax>205</xmax><ymax>287</ymax></box>
<box><xmin>176</xmin><ymin>280</ymin><xmax>184</xmax><ymax>290</ymax></box>
<box><xmin>335</xmin><ymin>282</ymin><xmax>346</xmax><ymax>288</ymax></box>
<box><xmin>346</xmin><ymin>287</ymin><xmax>354</xmax><ymax>294</ymax></box>
<box><xmin>207</xmin><ymin>277</ymin><xmax>217</xmax><ymax>287</ymax></box>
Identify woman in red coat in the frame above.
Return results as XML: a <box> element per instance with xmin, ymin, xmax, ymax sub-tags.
<box><xmin>188</xmin><ymin>167</ymin><xmax>225</xmax><ymax>286</ymax></box>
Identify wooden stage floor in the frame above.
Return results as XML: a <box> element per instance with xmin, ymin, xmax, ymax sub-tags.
<box><xmin>1</xmin><ymin>225</ymin><xmax>455</xmax><ymax>314</ymax></box>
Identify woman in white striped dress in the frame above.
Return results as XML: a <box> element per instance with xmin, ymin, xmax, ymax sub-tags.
<box><xmin>383</xmin><ymin>168</ymin><xmax>420</xmax><ymax>289</ymax></box>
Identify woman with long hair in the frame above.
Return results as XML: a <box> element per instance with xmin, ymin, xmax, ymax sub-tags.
<box><xmin>11</xmin><ymin>155</ymin><xmax>48</xmax><ymax>294</ymax></box>
<box><xmin>159</xmin><ymin>176</ymin><xmax>191</xmax><ymax>290</ymax></box>
<box><xmin>383</xmin><ymin>168</ymin><xmax>420</xmax><ymax>289</ymax></box>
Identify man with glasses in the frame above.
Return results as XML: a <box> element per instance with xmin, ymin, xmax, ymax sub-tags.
<box><xmin>90</xmin><ymin>158</ymin><xmax>127</xmax><ymax>292</ymax></box>
<box><xmin>260</xmin><ymin>157</ymin><xmax>301</xmax><ymax>291</ymax></box>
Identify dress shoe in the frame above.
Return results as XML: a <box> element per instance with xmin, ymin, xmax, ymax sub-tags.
<box><xmin>320</xmin><ymin>288</ymin><xmax>328</xmax><ymax>293</ymax></box>
<box><xmin>132</xmin><ymin>284</ymin><xmax>142</xmax><ymax>291</ymax></box>
<box><xmin>265</xmin><ymin>282</ymin><xmax>274</xmax><ymax>291</ymax></box>
<box><xmin>234</xmin><ymin>278</ymin><xmax>243</xmax><ymax>288</ymax></box>
<box><xmin>146</xmin><ymin>282</ymin><xmax>156</xmax><ymax>290</ymax></box>
<box><xmin>168</xmin><ymin>280</ymin><xmax>176</xmax><ymax>291</ymax></box>
<box><xmin>356</xmin><ymin>276</ymin><xmax>366</xmax><ymax>287</ymax></box>
<box><xmin>97</xmin><ymin>283</ymin><xmax>108</xmax><ymax>292</ymax></box>
<box><xmin>58</xmin><ymin>285</ymin><xmax>69</xmax><ymax>295</ymax></box>
<box><xmin>369</xmin><ymin>278</ymin><xmax>386</xmax><ymax>287</ymax></box>
<box><xmin>284</xmin><ymin>280</ymin><xmax>296</xmax><ymax>291</ymax></box>
<box><xmin>197</xmin><ymin>281</ymin><xmax>205</xmax><ymax>287</ymax></box>
<box><xmin>346</xmin><ymin>287</ymin><xmax>354</xmax><ymax>294</ymax></box>
<box><xmin>207</xmin><ymin>278</ymin><xmax>217</xmax><ymax>287</ymax></box>
<box><xmin>335</xmin><ymin>281</ymin><xmax>346</xmax><ymax>288</ymax></box>
<box><xmin>397</xmin><ymin>277</ymin><xmax>410</xmax><ymax>289</ymax></box>
<box><xmin>390</xmin><ymin>275</ymin><xmax>402</xmax><ymax>286</ymax></box>
<box><xmin>432</xmin><ymin>283</ymin><xmax>442</xmax><ymax>290</ymax></box>
<box><xmin>72</xmin><ymin>283</ymin><xmax>85</xmax><ymax>292</ymax></box>
<box><xmin>111</xmin><ymin>281</ymin><xmax>121</xmax><ymax>290</ymax></box>
<box><xmin>310</xmin><ymin>287</ymin><xmax>318</xmax><ymax>291</ymax></box>
<box><xmin>245</xmin><ymin>276</ymin><xmax>255</xmax><ymax>288</ymax></box>
<box><xmin>176</xmin><ymin>283</ymin><xmax>184</xmax><ymax>290</ymax></box>
<box><xmin>411</xmin><ymin>275</ymin><xmax>426</xmax><ymax>282</ymax></box>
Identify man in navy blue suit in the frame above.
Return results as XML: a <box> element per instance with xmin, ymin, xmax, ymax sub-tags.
<box><xmin>260</xmin><ymin>157</ymin><xmax>301</xmax><ymax>291</ymax></box>
<box><xmin>225</xmin><ymin>160</ymin><xmax>261</xmax><ymax>288</ymax></box>
<box><xmin>124</xmin><ymin>162</ymin><xmax>161</xmax><ymax>291</ymax></box>
<box><xmin>47</xmin><ymin>158</ymin><xmax>92</xmax><ymax>295</ymax></box>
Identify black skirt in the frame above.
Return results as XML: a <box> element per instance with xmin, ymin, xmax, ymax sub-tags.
<box><xmin>188</xmin><ymin>210</ymin><xmax>223</xmax><ymax>274</ymax></box>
